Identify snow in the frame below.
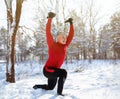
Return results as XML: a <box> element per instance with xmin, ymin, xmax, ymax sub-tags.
<box><xmin>0</xmin><ymin>60</ymin><xmax>120</xmax><ymax>99</ymax></box>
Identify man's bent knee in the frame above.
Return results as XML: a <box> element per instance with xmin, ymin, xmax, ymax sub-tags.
<box><xmin>61</xmin><ymin>69</ymin><xmax>67</xmax><ymax>78</ymax></box>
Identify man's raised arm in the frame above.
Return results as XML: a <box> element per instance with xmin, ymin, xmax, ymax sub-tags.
<box><xmin>46</xmin><ymin>12</ymin><xmax>56</xmax><ymax>47</ymax></box>
<box><xmin>65</xmin><ymin>18</ymin><xmax>74</xmax><ymax>46</ymax></box>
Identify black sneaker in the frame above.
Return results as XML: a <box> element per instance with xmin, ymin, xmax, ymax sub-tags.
<box><xmin>33</xmin><ymin>85</ymin><xmax>38</xmax><ymax>89</ymax></box>
<box><xmin>57</xmin><ymin>93</ymin><xmax>65</xmax><ymax>96</ymax></box>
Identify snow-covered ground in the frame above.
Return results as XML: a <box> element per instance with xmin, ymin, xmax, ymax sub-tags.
<box><xmin>0</xmin><ymin>60</ymin><xmax>120</xmax><ymax>99</ymax></box>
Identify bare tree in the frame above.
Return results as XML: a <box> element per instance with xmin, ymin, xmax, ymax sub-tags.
<box><xmin>98</xmin><ymin>24</ymin><xmax>112</xmax><ymax>59</ymax></box>
<box><xmin>110</xmin><ymin>12</ymin><xmax>120</xmax><ymax>59</ymax></box>
<box><xmin>4</xmin><ymin>0</ymin><xmax>24</xmax><ymax>83</ymax></box>
<box><xmin>85</xmin><ymin>0</ymin><xmax>100</xmax><ymax>61</ymax></box>
<box><xmin>98</xmin><ymin>11</ymin><xmax>120</xmax><ymax>60</ymax></box>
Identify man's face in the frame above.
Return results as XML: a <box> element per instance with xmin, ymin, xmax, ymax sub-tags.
<box><xmin>57</xmin><ymin>33</ymin><xmax>67</xmax><ymax>45</ymax></box>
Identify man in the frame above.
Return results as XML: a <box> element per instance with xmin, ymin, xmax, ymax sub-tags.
<box><xmin>33</xmin><ymin>12</ymin><xmax>74</xmax><ymax>96</ymax></box>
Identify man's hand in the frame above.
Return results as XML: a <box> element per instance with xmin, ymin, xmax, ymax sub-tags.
<box><xmin>65</xmin><ymin>18</ymin><xmax>73</xmax><ymax>25</ymax></box>
<box><xmin>47</xmin><ymin>12</ymin><xmax>56</xmax><ymax>18</ymax></box>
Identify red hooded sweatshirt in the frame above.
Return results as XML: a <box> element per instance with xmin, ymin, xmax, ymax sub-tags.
<box><xmin>44</xmin><ymin>18</ymin><xmax>74</xmax><ymax>72</ymax></box>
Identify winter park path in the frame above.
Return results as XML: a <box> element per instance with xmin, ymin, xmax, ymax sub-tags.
<box><xmin>0</xmin><ymin>60</ymin><xmax>120</xmax><ymax>99</ymax></box>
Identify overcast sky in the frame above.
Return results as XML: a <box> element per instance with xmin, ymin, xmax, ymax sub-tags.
<box><xmin>0</xmin><ymin>0</ymin><xmax>119</xmax><ymax>30</ymax></box>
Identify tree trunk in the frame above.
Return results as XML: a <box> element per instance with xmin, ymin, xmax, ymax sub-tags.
<box><xmin>4</xmin><ymin>0</ymin><xmax>13</xmax><ymax>82</ymax></box>
<box><xmin>5</xmin><ymin>0</ymin><xmax>23</xmax><ymax>83</ymax></box>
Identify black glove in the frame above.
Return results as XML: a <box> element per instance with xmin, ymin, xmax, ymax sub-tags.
<box><xmin>47</xmin><ymin>12</ymin><xmax>56</xmax><ymax>18</ymax></box>
<box><xmin>65</xmin><ymin>18</ymin><xmax>73</xmax><ymax>25</ymax></box>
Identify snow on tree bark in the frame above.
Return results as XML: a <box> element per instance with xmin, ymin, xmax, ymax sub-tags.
<box><xmin>4</xmin><ymin>0</ymin><xmax>24</xmax><ymax>83</ymax></box>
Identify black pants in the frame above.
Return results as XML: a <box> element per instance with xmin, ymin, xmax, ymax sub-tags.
<box><xmin>38</xmin><ymin>67</ymin><xmax>67</xmax><ymax>94</ymax></box>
